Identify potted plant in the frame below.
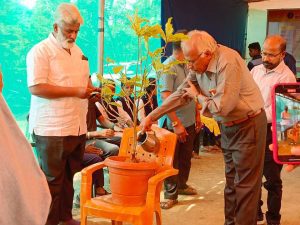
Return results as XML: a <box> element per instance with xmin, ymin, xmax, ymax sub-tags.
<box><xmin>95</xmin><ymin>12</ymin><xmax>187</xmax><ymax>206</ymax></box>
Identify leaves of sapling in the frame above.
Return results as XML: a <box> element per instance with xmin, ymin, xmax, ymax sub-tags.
<box><xmin>163</xmin><ymin>18</ymin><xmax>174</xmax><ymax>42</ymax></box>
<box><xmin>112</xmin><ymin>66</ymin><xmax>124</xmax><ymax>74</ymax></box>
<box><xmin>127</xmin><ymin>12</ymin><xmax>149</xmax><ymax>37</ymax></box>
<box><xmin>149</xmin><ymin>47</ymin><xmax>163</xmax><ymax>58</ymax></box>
<box><xmin>106</xmin><ymin>57</ymin><xmax>115</xmax><ymax>64</ymax></box>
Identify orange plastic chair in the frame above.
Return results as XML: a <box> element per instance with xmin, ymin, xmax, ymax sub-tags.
<box><xmin>80</xmin><ymin>125</ymin><xmax>178</xmax><ymax>225</ymax></box>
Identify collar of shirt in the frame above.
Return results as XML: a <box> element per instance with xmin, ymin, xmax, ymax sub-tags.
<box><xmin>258</xmin><ymin>60</ymin><xmax>286</xmax><ymax>75</ymax></box>
<box><xmin>205</xmin><ymin>45</ymin><xmax>220</xmax><ymax>74</ymax></box>
<box><xmin>49</xmin><ymin>33</ymin><xmax>62</xmax><ymax>49</ymax></box>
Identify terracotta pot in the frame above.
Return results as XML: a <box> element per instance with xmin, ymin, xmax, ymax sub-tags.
<box><xmin>105</xmin><ymin>155</ymin><xmax>158</xmax><ymax>206</ymax></box>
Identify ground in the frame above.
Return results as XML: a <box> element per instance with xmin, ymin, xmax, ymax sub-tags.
<box><xmin>73</xmin><ymin>150</ymin><xmax>300</xmax><ymax>225</ymax></box>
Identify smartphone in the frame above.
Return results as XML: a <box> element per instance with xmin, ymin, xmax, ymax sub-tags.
<box><xmin>272</xmin><ymin>83</ymin><xmax>300</xmax><ymax>164</ymax></box>
<box><xmin>89</xmin><ymin>91</ymin><xmax>101</xmax><ymax>99</ymax></box>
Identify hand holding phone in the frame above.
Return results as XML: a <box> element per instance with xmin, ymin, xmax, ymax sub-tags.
<box><xmin>272</xmin><ymin>83</ymin><xmax>300</xmax><ymax>164</ymax></box>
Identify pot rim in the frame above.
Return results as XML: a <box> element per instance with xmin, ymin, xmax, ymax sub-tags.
<box><xmin>105</xmin><ymin>155</ymin><xmax>158</xmax><ymax>170</ymax></box>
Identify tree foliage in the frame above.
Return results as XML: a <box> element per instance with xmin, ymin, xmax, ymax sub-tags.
<box><xmin>0</xmin><ymin>0</ymin><xmax>161</xmax><ymax>121</ymax></box>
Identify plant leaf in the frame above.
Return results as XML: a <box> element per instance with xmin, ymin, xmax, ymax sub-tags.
<box><xmin>106</xmin><ymin>57</ymin><xmax>115</xmax><ymax>64</ymax></box>
<box><xmin>113</xmin><ymin>66</ymin><xmax>124</xmax><ymax>74</ymax></box>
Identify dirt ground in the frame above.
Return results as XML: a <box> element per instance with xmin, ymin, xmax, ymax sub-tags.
<box><xmin>74</xmin><ymin>150</ymin><xmax>300</xmax><ymax>225</ymax></box>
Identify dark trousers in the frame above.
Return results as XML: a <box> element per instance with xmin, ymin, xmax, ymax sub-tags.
<box><xmin>164</xmin><ymin>125</ymin><xmax>196</xmax><ymax>200</ymax></box>
<box><xmin>83</xmin><ymin>153</ymin><xmax>104</xmax><ymax>189</ymax></box>
<box><xmin>221</xmin><ymin>111</ymin><xmax>267</xmax><ymax>225</ymax></box>
<box><xmin>33</xmin><ymin>134</ymin><xmax>86</xmax><ymax>225</ymax></box>
<box><xmin>258</xmin><ymin>124</ymin><xmax>283</xmax><ymax>222</ymax></box>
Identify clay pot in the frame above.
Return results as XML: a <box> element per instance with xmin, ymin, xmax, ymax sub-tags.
<box><xmin>105</xmin><ymin>155</ymin><xmax>158</xmax><ymax>206</ymax></box>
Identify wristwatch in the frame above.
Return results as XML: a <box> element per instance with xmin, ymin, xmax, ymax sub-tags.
<box><xmin>171</xmin><ymin>121</ymin><xmax>179</xmax><ymax>127</ymax></box>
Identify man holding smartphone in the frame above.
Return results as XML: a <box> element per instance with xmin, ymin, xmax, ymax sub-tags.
<box><xmin>251</xmin><ymin>35</ymin><xmax>296</xmax><ymax>225</ymax></box>
<box><xmin>27</xmin><ymin>3</ymin><xmax>99</xmax><ymax>225</ymax></box>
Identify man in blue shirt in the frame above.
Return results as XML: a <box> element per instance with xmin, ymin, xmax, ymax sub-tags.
<box><xmin>157</xmin><ymin>30</ymin><xmax>199</xmax><ymax>209</ymax></box>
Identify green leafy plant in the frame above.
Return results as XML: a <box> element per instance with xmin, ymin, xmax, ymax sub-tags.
<box><xmin>98</xmin><ymin>12</ymin><xmax>187</xmax><ymax>161</ymax></box>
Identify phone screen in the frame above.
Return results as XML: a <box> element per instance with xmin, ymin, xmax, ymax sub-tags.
<box><xmin>272</xmin><ymin>83</ymin><xmax>300</xmax><ymax>164</ymax></box>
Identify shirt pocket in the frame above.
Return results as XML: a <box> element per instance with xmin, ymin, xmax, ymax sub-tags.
<box><xmin>71</xmin><ymin>57</ymin><xmax>89</xmax><ymax>87</ymax></box>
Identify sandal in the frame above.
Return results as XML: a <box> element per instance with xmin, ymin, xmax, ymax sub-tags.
<box><xmin>160</xmin><ymin>199</ymin><xmax>178</xmax><ymax>209</ymax></box>
<box><xmin>95</xmin><ymin>187</ymin><xmax>110</xmax><ymax>196</ymax></box>
<box><xmin>192</xmin><ymin>152</ymin><xmax>201</xmax><ymax>159</ymax></box>
<box><xmin>178</xmin><ymin>186</ymin><xmax>197</xmax><ymax>195</ymax></box>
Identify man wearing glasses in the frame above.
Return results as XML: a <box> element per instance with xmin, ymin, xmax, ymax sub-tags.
<box><xmin>251</xmin><ymin>35</ymin><xmax>296</xmax><ymax>225</ymax></box>
<box><xmin>141</xmin><ymin>30</ymin><xmax>267</xmax><ymax>225</ymax></box>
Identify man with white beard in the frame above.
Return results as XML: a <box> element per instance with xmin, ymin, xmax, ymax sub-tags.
<box><xmin>26</xmin><ymin>3</ymin><xmax>99</xmax><ymax>225</ymax></box>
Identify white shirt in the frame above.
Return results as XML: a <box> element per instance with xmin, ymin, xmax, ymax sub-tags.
<box><xmin>27</xmin><ymin>33</ymin><xmax>89</xmax><ymax>136</ymax></box>
<box><xmin>0</xmin><ymin>94</ymin><xmax>51</xmax><ymax>225</ymax></box>
<box><xmin>251</xmin><ymin>61</ymin><xmax>296</xmax><ymax>123</ymax></box>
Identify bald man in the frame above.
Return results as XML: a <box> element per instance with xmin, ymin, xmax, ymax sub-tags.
<box><xmin>141</xmin><ymin>30</ymin><xmax>267</xmax><ymax>225</ymax></box>
<box><xmin>251</xmin><ymin>35</ymin><xmax>296</xmax><ymax>225</ymax></box>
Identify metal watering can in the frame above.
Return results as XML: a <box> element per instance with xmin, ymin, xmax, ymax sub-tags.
<box><xmin>137</xmin><ymin>130</ymin><xmax>160</xmax><ymax>153</ymax></box>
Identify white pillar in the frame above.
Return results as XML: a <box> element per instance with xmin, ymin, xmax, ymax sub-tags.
<box><xmin>98</xmin><ymin>0</ymin><xmax>105</xmax><ymax>74</ymax></box>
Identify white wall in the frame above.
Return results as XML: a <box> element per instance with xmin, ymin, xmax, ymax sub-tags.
<box><xmin>249</xmin><ymin>0</ymin><xmax>300</xmax><ymax>10</ymax></box>
<box><xmin>246</xmin><ymin>9</ymin><xmax>267</xmax><ymax>61</ymax></box>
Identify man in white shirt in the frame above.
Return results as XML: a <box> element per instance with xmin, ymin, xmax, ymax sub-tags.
<box><xmin>27</xmin><ymin>3</ymin><xmax>99</xmax><ymax>225</ymax></box>
<box><xmin>251</xmin><ymin>35</ymin><xmax>296</xmax><ymax>225</ymax></box>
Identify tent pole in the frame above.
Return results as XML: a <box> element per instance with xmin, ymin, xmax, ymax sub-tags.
<box><xmin>98</xmin><ymin>0</ymin><xmax>105</xmax><ymax>74</ymax></box>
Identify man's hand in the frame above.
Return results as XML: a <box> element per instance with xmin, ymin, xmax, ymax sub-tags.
<box><xmin>174</xmin><ymin>123</ymin><xmax>188</xmax><ymax>143</ymax></box>
<box><xmin>76</xmin><ymin>87</ymin><xmax>97</xmax><ymax>99</ymax></box>
<box><xmin>195</xmin><ymin>104</ymin><xmax>202</xmax><ymax>133</ymax></box>
<box><xmin>85</xmin><ymin>143</ymin><xmax>103</xmax><ymax>155</ymax></box>
<box><xmin>183</xmin><ymin>80</ymin><xmax>199</xmax><ymax>99</ymax></box>
<box><xmin>92</xmin><ymin>129</ymin><xmax>114</xmax><ymax>138</ymax></box>
<box><xmin>140</xmin><ymin>116</ymin><xmax>153</xmax><ymax>132</ymax></box>
<box><xmin>269</xmin><ymin>144</ymin><xmax>300</xmax><ymax>172</ymax></box>
<box><xmin>195</xmin><ymin>119</ymin><xmax>202</xmax><ymax>133</ymax></box>
<box><xmin>89</xmin><ymin>87</ymin><xmax>102</xmax><ymax>102</ymax></box>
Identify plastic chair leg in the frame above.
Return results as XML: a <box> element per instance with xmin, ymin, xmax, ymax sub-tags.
<box><xmin>80</xmin><ymin>214</ymin><xmax>87</xmax><ymax>225</ymax></box>
<box><xmin>155</xmin><ymin>210</ymin><xmax>162</xmax><ymax>225</ymax></box>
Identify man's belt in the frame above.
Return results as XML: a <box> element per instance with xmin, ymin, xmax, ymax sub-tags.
<box><xmin>223</xmin><ymin>109</ymin><xmax>263</xmax><ymax>127</ymax></box>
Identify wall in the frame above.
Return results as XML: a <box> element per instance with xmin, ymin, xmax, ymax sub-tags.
<box><xmin>246</xmin><ymin>9</ymin><xmax>268</xmax><ymax>61</ymax></box>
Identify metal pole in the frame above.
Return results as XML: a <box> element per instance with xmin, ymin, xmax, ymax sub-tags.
<box><xmin>98</xmin><ymin>0</ymin><xmax>105</xmax><ymax>74</ymax></box>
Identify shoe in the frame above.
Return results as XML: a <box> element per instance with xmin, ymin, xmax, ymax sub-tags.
<box><xmin>96</xmin><ymin>187</ymin><xmax>110</xmax><ymax>196</ymax></box>
<box><xmin>267</xmin><ymin>220</ymin><xmax>280</xmax><ymax>225</ymax></box>
<box><xmin>60</xmin><ymin>219</ymin><xmax>80</xmax><ymax>225</ymax></box>
<box><xmin>192</xmin><ymin>151</ymin><xmax>201</xmax><ymax>159</ymax></box>
<box><xmin>199</xmin><ymin>145</ymin><xmax>209</xmax><ymax>152</ymax></box>
<box><xmin>160</xmin><ymin>199</ymin><xmax>178</xmax><ymax>209</ymax></box>
<box><xmin>178</xmin><ymin>186</ymin><xmax>197</xmax><ymax>195</ymax></box>
<box><xmin>257</xmin><ymin>213</ymin><xmax>265</xmax><ymax>224</ymax></box>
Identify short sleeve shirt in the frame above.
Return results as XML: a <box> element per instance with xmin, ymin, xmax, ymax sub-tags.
<box><xmin>157</xmin><ymin>56</ymin><xmax>196</xmax><ymax>128</ymax></box>
<box><xmin>27</xmin><ymin>33</ymin><xmax>90</xmax><ymax>136</ymax></box>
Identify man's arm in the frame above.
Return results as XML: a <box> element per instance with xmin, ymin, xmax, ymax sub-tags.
<box><xmin>97</xmin><ymin>114</ymin><xmax>115</xmax><ymax>129</ymax></box>
<box><xmin>161</xmin><ymin>91</ymin><xmax>188</xmax><ymax>143</ymax></box>
<box><xmin>29</xmin><ymin>83</ymin><xmax>94</xmax><ymax>99</ymax></box>
<box><xmin>149</xmin><ymin>74</ymin><xmax>197</xmax><ymax>122</ymax></box>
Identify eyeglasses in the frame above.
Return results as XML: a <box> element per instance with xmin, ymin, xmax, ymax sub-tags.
<box><xmin>261</xmin><ymin>51</ymin><xmax>283</xmax><ymax>58</ymax></box>
<box><xmin>187</xmin><ymin>52</ymin><xmax>204</xmax><ymax>64</ymax></box>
